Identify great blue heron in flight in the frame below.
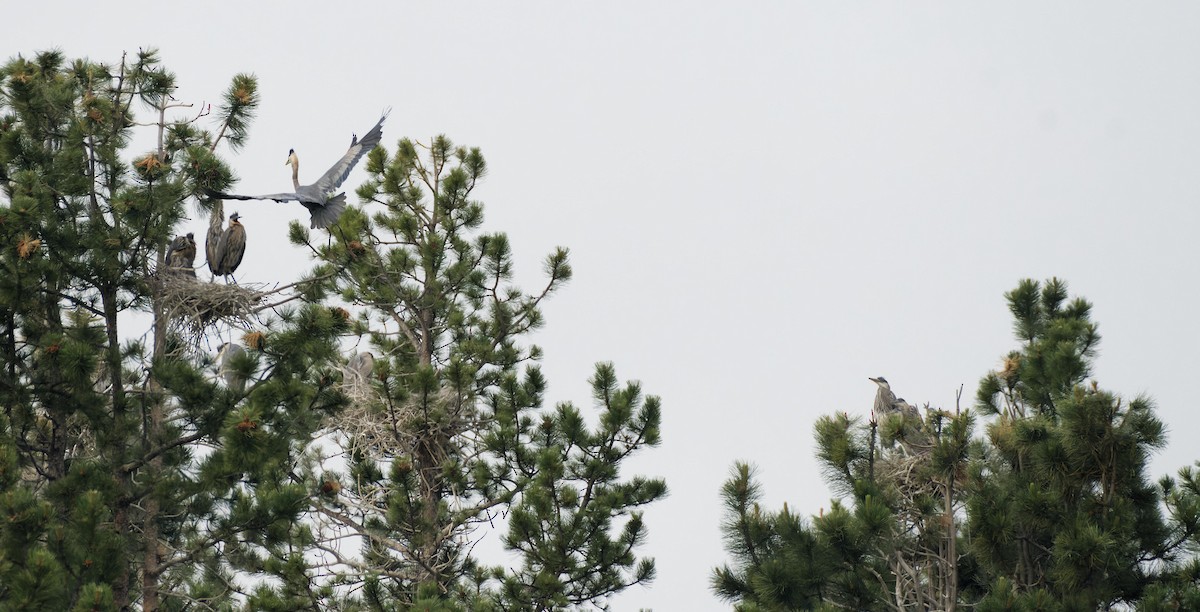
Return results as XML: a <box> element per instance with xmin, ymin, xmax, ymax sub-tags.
<box><xmin>213</xmin><ymin>212</ymin><xmax>246</xmax><ymax>283</ymax></box>
<box><xmin>217</xmin><ymin>342</ymin><xmax>247</xmax><ymax>393</ymax></box>
<box><xmin>165</xmin><ymin>232</ymin><xmax>197</xmax><ymax>277</ymax></box>
<box><xmin>213</xmin><ymin>111</ymin><xmax>389</xmax><ymax>229</ymax></box>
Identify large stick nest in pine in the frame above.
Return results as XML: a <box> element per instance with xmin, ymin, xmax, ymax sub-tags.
<box><xmin>154</xmin><ymin>268</ymin><xmax>265</xmax><ymax>342</ymax></box>
<box><xmin>331</xmin><ymin>379</ymin><xmax>468</xmax><ymax>460</ymax></box>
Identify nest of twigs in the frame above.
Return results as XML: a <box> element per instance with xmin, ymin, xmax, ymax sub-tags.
<box><xmin>154</xmin><ymin>268</ymin><xmax>265</xmax><ymax>342</ymax></box>
<box><xmin>331</xmin><ymin>380</ymin><xmax>466</xmax><ymax>460</ymax></box>
<box><xmin>878</xmin><ymin>450</ymin><xmax>935</xmax><ymax>492</ymax></box>
<box><xmin>333</xmin><ymin>375</ymin><xmax>415</xmax><ymax>458</ymax></box>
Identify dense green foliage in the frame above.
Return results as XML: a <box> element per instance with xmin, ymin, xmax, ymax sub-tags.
<box><xmin>1</xmin><ymin>49</ymin><xmax>666</xmax><ymax>611</ymax></box>
<box><xmin>286</xmin><ymin>134</ymin><xmax>667</xmax><ymax>610</ymax></box>
<box><xmin>0</xmin><ymin>48</ymin><xmax>351</xmax><ymax>611</ymax></box>
<box><xmin>714</xmin><ymin>278</ymin><xmax>1200</xmax><ymax>610</ymax></box>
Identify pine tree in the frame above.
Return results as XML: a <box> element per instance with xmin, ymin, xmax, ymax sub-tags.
<box><xmin>968</xmin><ymin>278</ymin><xmax>1189</xmax><ymax>609</ymax></box>
<box><xmin>0</xmin><ymin>49</ymin><xmax>347</xmax><ymax>611</ymax></box>
<box><xmin>276</xmin><ymin>135</ymin><xmax>668</xmax><ymax>609</ymax></box>
<box><xmin>712</xmin><ymin>278</ymin><xmax>1200</xmax><ymax>610</ymax></box>
<box><xmin>710</xmin><ymin>462</ymin><xmax>851</xmax><ymax>611</ymax></box>
<box><xmin>713</xmin><ymin>406</ymin><xmax>973</xmax><ymax>611</ymax></box>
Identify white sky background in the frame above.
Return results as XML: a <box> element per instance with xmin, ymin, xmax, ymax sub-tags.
<box><xmin>12</xmin><ymin>3</ymin><xmax>1200</xmax><ymax>610</ymax></box>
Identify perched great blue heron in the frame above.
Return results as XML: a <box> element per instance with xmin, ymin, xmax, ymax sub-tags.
<box><xmin>871</xmin><ymin>376</ymin><xmax>924</xmax><ymax>428</ymax></box>
<box><xmin>869</xmin><ymin>376</ymin><xmax>899</xmax><ymax>420</ymax></box>
<box><xmin>347</xmin><ymin>352</ymin><xmax>375</xmax><ymax>381</ymax></box>
<box><xmin>217</xmin><ymin>342</ymin><xmax>247</xmax><ymax>393</ymax></box>
<box><xmin>894</xmin><ymin>398</ymin><xmax>921</xmax><ymax>421</ymax></box>
<box><xmin>214</xmin><ymin>112</ymin><xmax>389</xmax><ymax>229</ymax></box>
<box><xmin>165</xmin><ymin>232</ymin><xmax>197</xmax><ymax>277</ymax></box>
<box><xmin>213</xmin><ymin>212</ymin><xmax>246</xmax><ymax>282</ymax></box>
<box><xmin>343</xmin><ymin>351</ymin><xmax>376</xmax><ymax>397</ymax></box>
<box><xmin>205</xmin><ymin>199</ymin><xmax>226</xmax><ymax>277</ymax></box>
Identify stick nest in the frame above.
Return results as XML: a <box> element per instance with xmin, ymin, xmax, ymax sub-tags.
<box><xmin>330</xmin><ymin>380</ymin><xmax>466</xmax><ymax>460</ymax></box>
<box><xmin>154</xmin><ymin>269</ymin><xmax>265</xmax><ymax>342</ymax></box>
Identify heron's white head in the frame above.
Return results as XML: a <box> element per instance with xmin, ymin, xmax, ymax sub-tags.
<box><xmin>869</xmin><ymin>376</ymin><xmax>890</xmax><ymax>389</ymax></box>
<box><xmin>285</xmin><ymin>149</ymin><xmax>298</xmax><ymax>167</ymax></box>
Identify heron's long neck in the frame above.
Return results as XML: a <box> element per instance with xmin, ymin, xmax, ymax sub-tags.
<box><xmin>209</xmin><ymin>204</ymin><xmax>224</xmax><ymax>232</ymax></box>
<box><xmin>291</xmin><ymin>156</ymin><xmax>301</xmax><ymax>190</ymax></box>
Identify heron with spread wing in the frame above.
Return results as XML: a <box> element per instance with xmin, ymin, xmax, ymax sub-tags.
<box><xmin>214</xmin><ymin>111</ymin><xmax>389</xmax><ymax>229</ymax></box>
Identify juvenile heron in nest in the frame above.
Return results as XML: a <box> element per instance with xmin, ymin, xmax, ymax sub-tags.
<box><xmin>869</xmin><ymin>376</ymin><xmax>899</xmax><ymax>421</ymax></box>
<box><xmin>347</xmin><ymin>352</ymin><xmax>375</xmax><ymax>381</ymax></box>
<box><xmin>343</xmin><ymin>351</ymin><xmax>375</xmax><ymax>397</ymax></box>
<box><xmin>871</xmin><ymin>377</ymin><xmax>926</xmax><ymax>444</ymax></box>
<box><xmin>214</xmin><ymin>111</ymin><xmax>389</xmax><ymax>229</ymax></box>
<box><xmin>894</xmin><ymin>397</ymin><xmax>921</xmax><ymax>421</ymax></box>
<box><xmin>212</xmin><ymin>213</ymin><xmax>245</xmax><ymax>283</ymax></box>
<box><xmin>165</xmin><ymin>232</ymin><xmax>197</xmax><ymax>277</ymax></box>
<box><xmin>217</xmin><ymin>342</ymin><xmax>247</xmax><ymax>393</ymax></box>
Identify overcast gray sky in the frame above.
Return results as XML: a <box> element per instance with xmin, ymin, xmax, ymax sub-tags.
<box><xmin>13</xmin><ymin>2</ymin><xmax>1200</xmax><ymax>609</ymax></box>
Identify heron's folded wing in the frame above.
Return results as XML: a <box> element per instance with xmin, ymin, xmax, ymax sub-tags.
<box><xmin>312</xmin><ymin>111</ymin><xmax>390</xmax><ymax>193</ymax></box>
<box><xmin>165</xmin><ymin>236</ymin><xmax>188</xmax><ymax>266</ymax></box>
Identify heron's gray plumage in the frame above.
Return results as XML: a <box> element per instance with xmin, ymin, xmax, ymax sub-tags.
<box><xmin>165</xmin><ymin>232</ymin><xmax>197</xmax><ymax>277</ymax></box>
<box><xmin>215</xmin><ymin>112</ymin><xmax>389</xmax><ymax>229</ymax></box>
<box><xmin>869</xmin><ymin>376</ymin><xmax>898</xmax><ymax>418</ymax></box>
<box><xmin>342</xmin><ymin>351</ymin><xmax>376</xmax><ymax>398</ymax></box>
<box><xmin>347</xmin><ymin>352</ymin><xmax>375</xmax><ymax>381</ymax></box>
<box><xmin>217</xmin><ymin>342</ymin><xmax>247</xmax><ymax>393</ymax></box>
<box><xmin>205</xmin><ymin>199</ymin><xmax>225</xmax><ymax>276</ymax></box>
<box><xmin>870</xmin><ymin>378</ymin><xmax>928</xmax><ymax>453</ymax></box>
<box><xmin>213</xmin><ymin>212</ymin><xmax>246</xmax><ymax>281</ymax></box>
<box><xmin>894</xmin><ymin>398</ymin><xmax>921</xmax><ymax>421</ymax></box>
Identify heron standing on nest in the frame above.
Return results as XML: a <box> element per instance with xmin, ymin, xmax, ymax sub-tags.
<box><xmin>205</xmin><ymin>199</ymin><xmax>225</xmax><ymax>278</ymax></box>
<box><xmin>213</xmin><ymin>212</ymin><xmax>246</xmax><ymax>283</ymax></box>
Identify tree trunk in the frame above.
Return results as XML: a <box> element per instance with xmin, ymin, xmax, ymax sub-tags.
<box><xmin>102</xmin><ymin>288</ymin><xmax>134</xmax><ymax>610</ymax></box>
<box><xmin>944</xmin><ymin>478</ymin><xmax>957</xmax><ymax>611</ymax></box>
<box><xmin>141</xmin><ymin>235</ymin><xmax>171</xmax><ymax>611</ymax></box>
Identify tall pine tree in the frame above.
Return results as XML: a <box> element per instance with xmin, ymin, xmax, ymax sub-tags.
<box><xmin>0</xmin><ymin>49</ymin><xmax>348</xmax><ymax>611</ymax></box>
<box><xmin>713</xmin><ymin>278</ymin><xmax>1200</xmax><ymax>610</ymax></box>
<box><xmin>968</xmin><ymin>278</ymin><xmax>1192</xmax><ymax>609</ymax></box>
<box><xmin>1</xmin><ymin>48</ymin><xmax>667</xmax><ymax>611</ymax></box>
<box><xmin>275</xmin><ymin>135</ymin><xmax>668</xmax><ymax>609</ymax></box>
